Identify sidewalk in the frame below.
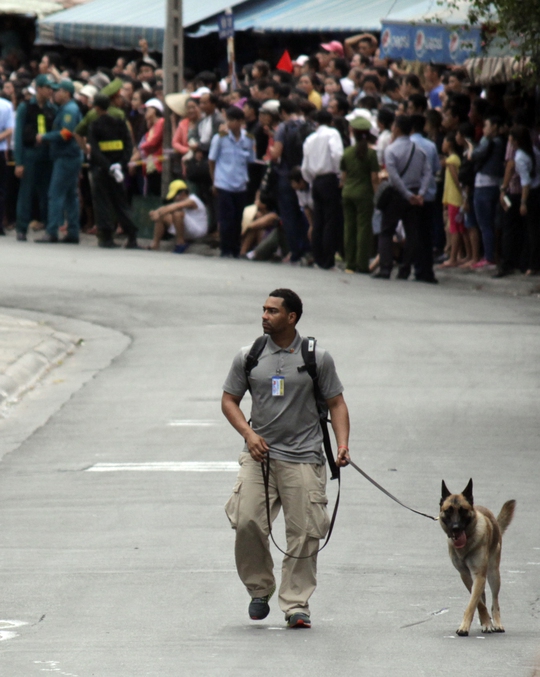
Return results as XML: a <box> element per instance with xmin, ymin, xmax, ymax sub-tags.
<box><xmin>0</xmin><ymin>313</ymin><xmax>80</xmax><ymax>409</ymax></box>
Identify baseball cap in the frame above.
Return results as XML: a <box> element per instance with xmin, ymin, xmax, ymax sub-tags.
<box><xmin>56</xmin><ymin>79</ymin><xmax>75</xmax><ymax>95</ymax></box>
<box><xmin>260</xmin><ymin>99</ymin><xmax>281</xmax><ymax>115</ymax></box>
<box><xmin>35</xmin><ymin>74</ymin><xmax>54</xmax><ymax>88</ymax></box>
<box><xmin>191</xmin><ymin>86</ymin><xmax>211</xmax><ymax>99</ymax></box>
<box><xmin>79</xmin><ymin>84</ymin><xmax>98</xmax><ymax>99</ymax></box>
<box><xmin>320</xmin><ymin>41</ymin><xmax>344</xmax><ymax>57</ymax></box>
<box><xmin>144</xmin><ymin>97</ymin><xmax>164</xmax><ymax>113</ymax></box>
<box><xmin>293</xmin><ymin>55</ymin><xmax>309</xmax><ymax>67</ymax></box>
<box><xmin>167</xmin><ymin>180</ymin><xmax>188</xmax><ymax>200</ymax></box>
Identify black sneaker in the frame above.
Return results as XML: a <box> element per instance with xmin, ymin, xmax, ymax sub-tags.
<box><xmin>16</xmin><ymin>232</ymin><xmax>27</xmax><ymax>241</ymax></box>
<box><xmin>287</xmin><ymin>612</ymin><xmax>311</xmax><ymax>629</ymax></box>
<box><xmin>60</xmin><ymin>236</ymin><xmax>79</xmax><ymax>244</ymax></box>
<box><xmin>248</xmin><ymin>585</ymin><xmax>276</xmax><ymax>620</ymax></box>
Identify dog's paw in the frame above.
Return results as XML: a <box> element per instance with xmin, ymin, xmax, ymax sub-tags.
<box><xmin>456</xmin><ymin>628</ymin><xmax>469</xmax><ymax>637</ymax></box>
<box><xmin>481</xmin><ymin>623</ymin><xmax>494</xmax><ymax>633</ymax></box>
<box><xmin>492</xmin><ymin>625</ymin><xmax>505</xmax><ymax>633</ymax></box>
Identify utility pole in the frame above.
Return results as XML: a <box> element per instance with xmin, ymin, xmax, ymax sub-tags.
<box><xmin>162</xmin><ymin>0</ymin><xmax>183</xmax><ymax>196</ymax></box>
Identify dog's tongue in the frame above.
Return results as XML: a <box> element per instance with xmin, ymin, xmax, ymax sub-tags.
<box><xmin>452</xmin><ymin>532</ymin><xmax>467</xmax><ymax>549</ymax></box>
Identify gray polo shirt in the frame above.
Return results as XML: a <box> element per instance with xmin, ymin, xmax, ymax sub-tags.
<box><xmin>223</xmin><ymin>332</ymin><xmax>343</xmax><ymax>464</ymax></box>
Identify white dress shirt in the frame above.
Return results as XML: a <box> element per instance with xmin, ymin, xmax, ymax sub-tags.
<box><xmin>301</xmin><ymin>125</ymin><xmax>343</xmax><ymax>184</ymax></box>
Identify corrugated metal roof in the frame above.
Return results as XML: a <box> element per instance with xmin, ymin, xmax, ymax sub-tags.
<box><xmin>37</xmin><ymin>0</ymin><xmax>428</xmax><ymax>50</ymax></box>
<box><xmin>194</xmin><ymin>0</ymin><xmax>423</xmax><ymax>34</ymax></box>
<box><xmin>38</xmin><ymin>0</ymin><xmax>246</xmax><ymax>31</ymax></box>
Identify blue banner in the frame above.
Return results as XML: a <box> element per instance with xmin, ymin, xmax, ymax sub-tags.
<box><xmin>380</xmin><ymin>22</ymin><xmax>480</xmax><ymax>64</ymax></box>
<box><xmin>217</xmin><ymin>13</ymin><xmax>235</xmax><ymax>40</ymax></box>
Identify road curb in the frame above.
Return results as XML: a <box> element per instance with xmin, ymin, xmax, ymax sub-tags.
<box><xmin>0</xmin><ymin>331</ymin><xmax>81</xmax><ymax>406</ymax></box>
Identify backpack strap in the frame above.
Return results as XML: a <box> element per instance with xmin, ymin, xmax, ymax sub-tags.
<box><xmin>244</xmin><ymin>335</ymin><xmax>268</xmax><ymax>393</ymax></box>
<box><xmin>299</xmin><ymin>337</ymin><xmax>340</xmax><ymax>481</ymax></box>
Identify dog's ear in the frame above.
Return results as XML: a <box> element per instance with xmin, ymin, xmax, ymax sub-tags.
<box><xmin>440</xmin><ymin>480</ymin><xmax>451</xmax><ymax>507</ymax></box>
<box><xmin>462</xmin><ymin>478</ymin><xmax>474</xmax><ymax>506</ymax></box>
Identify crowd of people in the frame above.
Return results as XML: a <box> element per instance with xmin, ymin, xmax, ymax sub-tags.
<box><xmin>1</xmin><ymin>35</ymin><xmax>539</xmax><ymax>279</ymax></box>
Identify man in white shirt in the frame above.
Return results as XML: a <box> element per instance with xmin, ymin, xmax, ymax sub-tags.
<box><xmin>0</xmin><ymin>96</ymin><xmax>14</xmax><ymax>235</ymax></box>
<box><xmin>301</xmin><ymin>110</ymin><xmax>344</xmax><ymax>269</ymax></box>
<box><xmin>149</xmin><ymin>180</ymin><xmax>208</xmax><ymax>253</ymax></box>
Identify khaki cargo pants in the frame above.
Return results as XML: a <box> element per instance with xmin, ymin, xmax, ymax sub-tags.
<box><xmin>225</xmin><ymin>452</ymin><xmax>330</xmax><ymax>619</ymax></box>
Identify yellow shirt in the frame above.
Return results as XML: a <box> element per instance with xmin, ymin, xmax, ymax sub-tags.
<box><xmin>443</xmin><ymin>153</ymin><xmax>462</xmax><ymax>207</ymax></box>
<box><xmin>308</xmin><ymin>90</ymin><xmax>322</xmax><ymax>110</ymax></box>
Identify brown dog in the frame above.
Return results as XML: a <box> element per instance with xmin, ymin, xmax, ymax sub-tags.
<box><xmin>439</xmin><ymin>479</ymin><xmax>515</xmax><ymax>636</ymax></box>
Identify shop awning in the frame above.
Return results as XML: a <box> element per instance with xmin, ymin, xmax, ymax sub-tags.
<box><xmin>192</xmin><ymin>0</ymin><xmax>424</xmax><ymax>36</ymax></box>
<box><xmin>37</xmin><ymin>0</ymin><xmax>245</xmax><ymax>51</ymax></box>
<box><xmin>37</xmin><ymin>0</ymin><xmax>430</xmax><ymax>49</ymax></box>
<box><xmin>0</xmin><ymin>0</ymin><xmax>68</xmax><ymax>19</ymax></box>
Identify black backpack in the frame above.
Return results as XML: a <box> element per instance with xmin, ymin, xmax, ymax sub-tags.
<box><xmin>281</xmin><ymin>119</ymin><xmax>314</xmax><ymax>170</ymax></box>
<box><xmin>244</xmin><ymin>335</ymin><xmax>339</xmax><ymax>480</ymax></box>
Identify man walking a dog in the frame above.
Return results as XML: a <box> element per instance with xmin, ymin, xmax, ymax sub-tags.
<box><xmin>222</xmin><ymin>289</ymin><xmax>350</xmax><ymax>628</ymax></box>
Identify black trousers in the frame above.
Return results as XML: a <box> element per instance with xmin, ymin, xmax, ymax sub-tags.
<box><xmin>499</xmin><ymin>194</ymin><xmax>525</xmax><ymax>272</ymax></box>
<box><xmin>415</xmin><ymin>200</ymin><xmax>436</xmax><ymax>282</ymax></box>
<box><xmin>91</xmin><ymin>168</ymin><xmax>137</xmax><ymax>243</ymax></box>
<box><xmin>526</xmin><ymin>187</ymin><xmax>540</xmax><ymax>271</ymax></box>
<box><xmin>312</xmin><ymin>173</ymin><xmax>343</xmax><ymax>269</ymax></box>
<box><xmin>379</xmin><ymin>194</ymin><xmax>419</xmax><ymax>278</ymax></box>
<box><xmin>217</xmin><ymin>188</ymin><xmax>246</xmax><ymax>257</ymax></box>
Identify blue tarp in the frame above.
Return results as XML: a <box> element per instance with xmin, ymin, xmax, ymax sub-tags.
<box><xmin>379</xmin><ymin>21</ymin><xmax>481</xmax><ymax>64</ymax></box>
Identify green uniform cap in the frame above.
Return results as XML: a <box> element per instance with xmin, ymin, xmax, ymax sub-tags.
<box><xmin>100</xmin><ymin>78</ymin><xmax>124</xmax><ymax>98</ymax></box>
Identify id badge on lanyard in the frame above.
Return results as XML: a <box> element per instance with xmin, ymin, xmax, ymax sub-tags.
<box><xmin>271</xmin><ymin>375</ymin><xmax>285</xmax><ymax>397</ymax></box>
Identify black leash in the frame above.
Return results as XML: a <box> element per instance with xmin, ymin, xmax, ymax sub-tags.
<box><xmin>261</xmin><ymin>456</ymin><xmax>340</xmax><ymax>560</ymax></box>
<box><xmin>348</xmin><ymin>459</ymin><xmax>438</xmax><ymax>521</ymax></box>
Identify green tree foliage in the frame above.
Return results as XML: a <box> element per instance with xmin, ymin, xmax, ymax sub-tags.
<box><xmin>454</xmin><ymin>0</ymin><xmax>540</xmax><ymax>77</ymax></box>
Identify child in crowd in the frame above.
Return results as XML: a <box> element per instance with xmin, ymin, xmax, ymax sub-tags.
<box><xmin>441</xmin><ymin>132</ymin><xmax>469</xmax><ymax>267</ymax></box>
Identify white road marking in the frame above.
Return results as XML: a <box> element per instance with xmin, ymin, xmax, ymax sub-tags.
<box><xmin>0</xmin><ymin>619</ymin><xmax>28</xmax><ymax>642</ymax></box>
<box><xmin>167</xmin><ymin>419</ymin><xmax>220</xmax><ymax>426</ymax></box>
<box><xmin>86</xmin><ymin>461</ymin><xmax>238</xmax><ymax>472</ymax></box>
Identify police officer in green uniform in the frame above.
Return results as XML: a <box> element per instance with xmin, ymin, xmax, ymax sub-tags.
<box><xmin>88</xmin><ymin>94</ymin><xmax>139</xmax><ymax>248</ymax></box>
<box><xmin>35</xmin><ymin>80</ymin><xmax>83</xmax><ymax>243</ymax></box>
<box><xmin>14</xmin><ymin>74</ymin><xmax>56</xmax><ymax>241</ymax></box>
<box><xmin>74</xmin><ymin>78</ymin><xmax>127</xmax><ymax>139</ymax></box>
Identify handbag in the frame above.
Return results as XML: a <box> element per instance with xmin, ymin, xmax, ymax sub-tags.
<box><xmin>375</xmin><ymin>143</ymin><xmax>416</xmax><ymax>211</ymax></box>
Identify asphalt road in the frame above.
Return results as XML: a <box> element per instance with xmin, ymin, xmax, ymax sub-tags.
<box><xmin>0</xmin><ymin>238</ymin><xmax>539</xmax><ymax>677</ymax></box>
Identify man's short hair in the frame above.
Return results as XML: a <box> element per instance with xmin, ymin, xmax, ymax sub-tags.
<box><xmin>378</xmin><ymin>107</ymin><xmax>395</xmax><ymax>129</ymax></box>
<box><xmin>405</xmin><ymin>74</ymin><xmax>421</xmax><ymax>89</ymax></box>
<box><xmin>332</xmin><ymin>95</ymin><xmax>350</xmax><ymax>115</ymax></box>
<box><xmin>362</xmin><ymin>75</ymin><xmax>381</xmax><ymax>91</ymax></box>
<box><xmin>408</xmin><ymin>93</ymin><xmax>428</xmax><ymax>113</ymax></box>
<box><xmin>226</xmin><ymin>106</ymin><xmax>245</xmax><ymax>121</ymax></box>
<box><xmin>315</xmin><ymin>109</ymin><xmax>333</xmax><ymax>126</ymax></box>
<box><xmin>93</xmin><ymin>94</ymin><xmax>110</xmax><ymax>111</ymax></box>
<box><xmin>383</xmin><ymin>79</ymin><xmax>400</xmax><ymax>94</ymax></box>
<box><xmin>394</xmin><ymin>115</ymin><xmax>413</xmax><ymax>136</ymax></box>
<box><xmin>288</xmin><ymin>166</ymin><xmax>304</xmax><ymax>183</ymax></box>
<box><xmin>279</xmin><ymin>98</ymin><xmax>299</xmax><ymax>115</ymax></box>
<box><xmin>269</xmin><ymin>289</ymin><xmax>303</xmax><ymax>323</ymax></box>
<box><xmin>410</xmin><ymin>114</ymin><xmax>426</xmax><ymax>134</ymax></box>
<box><xmin>244</xmin><ymin>98</ymin><xmax>260</xmax><ymax>114</ymax></box>
<box><xmin>331</xmin><ymin>58</ymin><xmax>349</xmax><ymax>78</ymax></box>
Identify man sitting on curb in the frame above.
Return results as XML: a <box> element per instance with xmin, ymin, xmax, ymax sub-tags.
<box><xmin>149</xmin><ymin>180</ymin><xmax>208</xmax><ymax>253</ymax></box>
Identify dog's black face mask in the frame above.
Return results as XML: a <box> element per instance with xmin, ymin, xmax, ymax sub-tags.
<box><xmin>439</xmin><ymin>479</ymin><xmax>475</xmax><ymax>549</ymax></box>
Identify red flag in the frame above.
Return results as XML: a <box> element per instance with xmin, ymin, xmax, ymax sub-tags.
<box><xmin>276</xmin><ymin>50</ymin><xmax>293</xmax><ymax>73</ymax></box>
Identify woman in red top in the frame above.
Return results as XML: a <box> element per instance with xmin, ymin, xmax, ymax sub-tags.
<box><xmin>172</xmin><ymin>98</ymin><xmax>201</xmax><ymax>171</ymax></box>
<box><xmin>136</xmin><ymin>98</ymin><xmax>164</xmax><ymax>196</ymax></box>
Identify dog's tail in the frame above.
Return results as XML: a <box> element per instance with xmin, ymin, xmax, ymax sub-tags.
<box><xmin>497</xmin><ymin>500</ymin><xmax>516</xmax><ymax>535</ymax></box>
